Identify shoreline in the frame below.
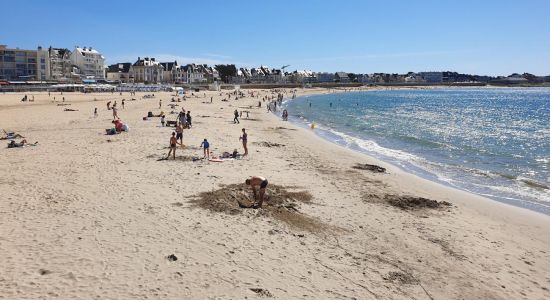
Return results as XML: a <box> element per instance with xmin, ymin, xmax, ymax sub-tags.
<box><xmin>279</xmin><ymin>89</ymin><xmax>550</xmax><ymax>216</ymax></box>
<box><xmin>1</xmin><ymin>89</ymin><xmax>549</xmax><ymax>299</ymax></box>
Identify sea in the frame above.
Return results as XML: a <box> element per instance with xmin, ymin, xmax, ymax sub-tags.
<box><xmin>281</xmin><ymin>88</ymin><xmax>550</xmax><ymax>215</ymax></box>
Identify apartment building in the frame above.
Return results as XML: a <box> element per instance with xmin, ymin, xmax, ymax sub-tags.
<box><xmin>70</xmin><ymin>46</ymin><xmax>105</xmax><ymax>79</ymax></box>
<box><xmin>130</xmin><ymin>57</ymin><xmax>164</xmax><ymax>83</ymax></box>
<box><xmin>0</xmin><ymin>45</ymin><xmax>49</xmax><ymax>81</ymax></box>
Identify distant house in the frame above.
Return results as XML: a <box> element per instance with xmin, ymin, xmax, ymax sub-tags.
<box><xmin>335</xmin><ymin>72</ymin><xmax>349</xmax><ymax>83</ymax></box>
<box><xmin>70</xmin><ymin>46</ymin><xmax>105</xmax><ymax>79</ymax></box>
<box><xmin>316</xmin><ymin>72</ymin><xmax>335</xmax><ymax>83</ymax></box>
<box><xmin>130</xmin><ymin>57</ymin><xmax>164</xmax><ymax>83</ymax></box>
<box><xmin>419</xmin><ymin>72</ymin><xmax>443</xmax><ymax>83</ymax></box>
<box><xmin>490</xmin><ymin>74</ymin><xmax>528</xmax><ymax>85</ymax></box>
<box><xmin>184</xmin><ymin>64</ymin><xmax>207</xmax><ymax>84</ymax></box>
<box><xmin>160</xmin><ymin>61</ymin><xmax>185</xmax><ymax>83</ymax></box>
<box><xmin>106</xmin><ymin>63</ymin><xmax>132</xmax><ymax>83</ymax></box>
<box><xmin>48</xmin><ymin>47</ymin><xmax>73</xmax><ymax>81</ymax></box>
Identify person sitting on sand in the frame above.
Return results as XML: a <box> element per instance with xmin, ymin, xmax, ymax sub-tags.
<box><xmin>8</xmin><ymin>139</ymin><xmax>37</xmax><ymax>148</ymax></box>
<box><xmin>245</xmin><ymin>176</ymin><xmax>268</xmax><ymax>208</ymax></box>
<box><xmin>1</xmin><ymin>130</ymin><xmax>24</xmax><ymax>140</ymax></box>
<box><xmin>200</xmin><ymin>138</ymin><xmax>210</xmax><ymax>159</ymax></box>
<box><xmin>166</xmin><ymin>132</ymin><xmax>182</xmax><ymax>160</ymax></box>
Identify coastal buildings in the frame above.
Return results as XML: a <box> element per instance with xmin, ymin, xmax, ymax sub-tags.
<box><xmin>160</xmin><ymin>61</ymin><xmax>185</xmax><ymax>84</ymax></box>
<box><xmin>419</xmin><ymin>72</ymin><xmax>443</xmax><ymax>83</ymax></box>
<box><xmin>106</xmin><ymin>63</ymin><xmax>132</xmax><ymax>83</ymax></box>
<box><xmin>48</xmin><ymin>47</ymin><xmax>74</xmax><ymax>82</ymax></box>
<box><xmin>0</xmin><ymin>45</ymin><xmax>49</xmax><ymax>81</ymax></box>
<box><xmin>70</xmin><ymin>47</ymin><xmax>106</xmax><ymax>79</ymax></box>
<box><xmin>184</xmin><ymin>64</ymin><xmax>207</xmax><ymax>84</ymax></box>
<box><xmin>130</xmin><ymin>57</ymin><xmax>164</xmax><ymax>83</ymax></box>
<box><xmin>335</xmin><ymin>72</ymin><xmax>350</xmax><ymax>83</ymax></box>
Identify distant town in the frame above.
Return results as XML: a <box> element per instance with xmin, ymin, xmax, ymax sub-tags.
<box><xmin>1</xmin><ymin>44</ymin><xmax>549</xmax><ymax>86</ymax></box>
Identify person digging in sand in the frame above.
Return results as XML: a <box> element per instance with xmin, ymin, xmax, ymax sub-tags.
<box><xmin>166</xmin><ymin>132</ymin><xmax>182</xmax><ymax>160</ymax></box>
<box><xmin>245</xmin><ymin>176</ymin><xmax>268</xmax><ymax>208</ymax></box>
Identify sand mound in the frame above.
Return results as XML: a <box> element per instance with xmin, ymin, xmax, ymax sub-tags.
<box><xmin>191</xmin><ymin>184</ymin><xmax>328</xmax><ymax>232</ymax></box>
<box><xmin>383</xmin><ymin>271</ymin><xmax>419</xmax><ymax>285</ymax></box>
<box><xmin>352</xmin><ymin>163</ymin><xmax>386</xmax><ymax>173</ymax></box>
<box><xmin>253</xmin><ymin>141</ymin><xmax>286</xmax><ymax>147</ymax></box>
<box><xmin>385</xmin><ymin>195</ymin><xmax>452</xmax><ymax>210</ymax></box>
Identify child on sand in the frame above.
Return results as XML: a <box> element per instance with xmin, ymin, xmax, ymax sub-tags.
<box><xmin>161</xmin><ymin>115</ymin><xmax>165</xmax><ymax>127</ymax></box>
<box><xmin>166</xmin><ymin>132</ymin><xmax>181</xmax><ymax>160</ymax></box>
<box><xmin>200</xmin><ymin>138</ymin><xmax>210</xmax><ymax>159</ymax></box>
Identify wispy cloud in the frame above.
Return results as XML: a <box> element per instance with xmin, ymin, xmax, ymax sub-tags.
<box><xmin>202</xmin><ymin>53</ymin><xmax>232</xmax><ymax>59</ymax></box>
<box><xmin>289</xmin><ymin>49</ymin><xmax>485</xmax><ymax>63</ymax></box>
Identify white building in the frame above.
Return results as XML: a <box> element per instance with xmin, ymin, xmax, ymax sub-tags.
<box><xmin>130</xmin><ymin>57</ymin><xmax>164</xmax><ymax>83</ymax></box>
<box><xmin>70</xmin><ymin>46</ymin><xmax>105</xmax><ymax>79</ymax></box>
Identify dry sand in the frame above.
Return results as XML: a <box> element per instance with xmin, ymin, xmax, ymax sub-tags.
<box><xmin>0</xmin><ymin>88</ymin><xmax>549</xmax><ymax>299</ymax></box>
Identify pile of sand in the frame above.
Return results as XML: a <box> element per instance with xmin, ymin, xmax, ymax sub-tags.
<box><xmin>191</xmin><ymin>184</ymin><xmax>328</xmax><ymax>232</ymax></box>
<box><xmin>384</xmin><ymin>195</ymin><xmax>452</xmax><ymax>210</ymax></box>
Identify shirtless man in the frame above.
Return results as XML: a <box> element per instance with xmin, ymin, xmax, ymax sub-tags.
<box><xmin>175</xmin><ymin>123</ymin><xmax>183</xmax><ymax>145</ymax></box>
<box><xmin>166</xmin><ymin>132</ymin><xmax>181</xmax><ymax>160</ymax></box>
<box><xmin>239</xmin><ymin>128</ymin><xmax>248</xmax><ymax>156</ymax></box>
<box><xmin>245</xmin><ymin>176</ymin><xmax>268</xmax><ymax>208</ymax></box>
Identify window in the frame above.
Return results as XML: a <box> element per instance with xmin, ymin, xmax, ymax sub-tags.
<box><xmin>40</xmin><ymin>58</ymin><xmax>45</xmax><ymax>63</ymax></box>
<box><xmin>28</xmin><ymin>58</ymin><xmax>36</xmax><ymax>63</ymax></box>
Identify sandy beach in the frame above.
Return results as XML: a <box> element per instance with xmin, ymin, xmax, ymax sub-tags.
<box><xmin>1</xmin><ymin>88</ymin><xmax>549</xmax><ymax>299</ymax></box>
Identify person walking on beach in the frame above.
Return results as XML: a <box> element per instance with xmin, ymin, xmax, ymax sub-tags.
<box><xmin>107</xmin><ymin>101</ymin><xmax>111</xmax><ymax>110</ymax></box>
<box><xmin>159</xmin><ymin>99</ymin><xmax>162</xmax><ymax>109</ymax></box>
<box><xmin>166</xmin><ymin>132</ymin><xmax>181</xmax><ymax>160</ymax></box>
<box><xmin>186</xmin><ymin>111</ymin><xmax>192</xmax><ymax>128</ymax></box>
<box><xmin>112</xmin><ymin>105</ymin><xmax>119</xmax><ymax>120</ymax></box>
<box><xmin>234</xmin><ymin>109</ymin><xmax>240</xmax><ymax>124</ymax></box>
<box><xmin>94</xmin><ymin>107</ymin><xmax>98</xmax><ymax>118</ymax></box>
<box><xmin>161</xmin><ymin>115</ymin><xmax>165</xmax><ymax>127</ymax></box>
<box><xmin>200</xmin><ymin>138</ymin><xmax>210</xmax><ymax>159</ymax></box>
<box><xmin>175</xmin><ymin>123</ymin><xmax>183</xmax><ymax>145</ymax></box>
<box><xmin>122</xmin><ymin>99</ymin><xmax>125</xmax><ymax>109</ymax></box>
<box><xmin>240</xmin><ymin>128</ymin><xmax>248</xmax><ymax>157</ymax></box>
<box><xmin>245</xmin><ymin>176</ymin><xmax>268</xmax><ymax>208</ymax></box>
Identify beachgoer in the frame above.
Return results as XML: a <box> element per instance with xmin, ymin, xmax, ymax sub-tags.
<box><xmin>175</xmin><ymin>123</ymin><xmax>183</xmax><ymax>144</ymax></box>
<box><xmin>240</xmin><ymin>128</ymin><xmax>248</xmax><ymax>156</ymax></box>
<box><xmin>200</xmin><ymin>138</ymin><xmax>210</xmax><ymax>159</ymax></box>
<box><xmin>112</xmin><ymin>106</ymin><xmax>119</xmax><ymax>120</ymax></box>
<box><xmin>94</xmin><ymin>108</ymin><xmax>98</xmax><ymax>117</ymax></box>
<box><xmin>159</xmin><ymin>99</ymin><xmax>162</xmax><ymax>109</ymax></box>
<box><xmin>107</xmin><ymin>101</ymin><xmax>111</xmax><ymax>110</ymax></box>
<box><xmin>245</xmin><ymin>176</ymin><xmax>268</xmax><ymax>208</ymax></box>
<box><xmin>210</xmin><ymin>97</ymin><xmax>213</xmax><ymax>103</ymax></box>
<box><xmin>186</xmin><ymin>111</ymin><xmax>192</xmax><ymax>128</ymax></box>
<box><xmin>122</xmin><ymin>99</ymin><xmax>125</xmax><ymax>109</ymax></box>
<box><xmin>166</xmin><ymin>132</ymin><xmax>181</xmax><ymax>160</ymax></box>
<box><xmin>234</xmin><ymin>109</ymin><xmax>240</xmax><ymax>124</ymax></box>
<box><xmin>161</xmin><ymin>115</ymin><xmax>165</xmax><ymax>127</ymax></box>
<box><xmin>8</xmin><ymin>139</ymin><xmax>37</xmax><ymax>148</ymax></box>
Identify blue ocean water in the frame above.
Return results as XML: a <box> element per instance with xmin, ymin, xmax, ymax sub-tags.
<box><xmin>282</xmin><ymin>88</ymin><xmax>550</xmax><ymax>214</ymax></box>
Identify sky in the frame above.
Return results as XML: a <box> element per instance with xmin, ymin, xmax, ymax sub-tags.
<box><xmin>1</xmin><ymin>0</ymin><xmax>549</xmax><ymax>76</ymax></box>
